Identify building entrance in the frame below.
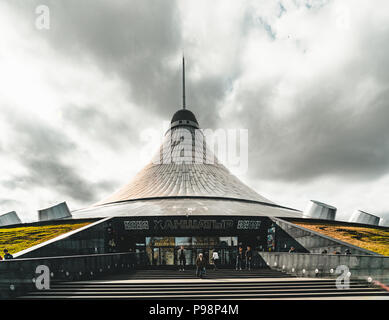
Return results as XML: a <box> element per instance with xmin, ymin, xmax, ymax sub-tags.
<box><xmin>146</xmin><ymin>236</ymin><xmax>238</xmax><ymax>266</ymax></box>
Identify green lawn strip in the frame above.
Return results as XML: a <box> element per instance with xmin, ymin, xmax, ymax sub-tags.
<box><xmin>294</xmin><ymin>222</ymin><xmax>389</xmax><ymax>256</ymax></box>
<box><xmin>0</xmin><ymin>222</ymin><xmax>91</xmax><ymax>255</ymax></box>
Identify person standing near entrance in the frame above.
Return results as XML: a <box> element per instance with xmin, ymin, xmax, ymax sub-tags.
<box><xmin>212</xmin><ymin>249</ymin><xmax>219</xmax><ymax>270</ymax></box>
<box><xmin>196</xmin><ymin>253</ymin><xmax>206</xmax><ymax>278</ymax></box>
<box><xmin>177</xmin><ymin>245</ymin><xmax>186</xmax><ymax>271</ymax></box>
<box><xmin>236</xmin><ymin>247</ymin><xmax>243</xmax><ymax>271</ymax></box>
<box><xmin>245</xmin><ymin>246</ymin><xmax>253</xmax><ymax>270</ymax></box>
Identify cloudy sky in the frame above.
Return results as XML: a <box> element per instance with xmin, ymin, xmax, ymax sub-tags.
<box><xmin>1</xmin><ymin>0</ymin><xmax>389</xmax><ymax>224</ymax></box>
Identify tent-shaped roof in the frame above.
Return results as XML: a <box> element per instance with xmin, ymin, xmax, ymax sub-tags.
<box><xmin>95</xmin><ymin>109</ymin><xmax>274</xmax><ymax>206</ymax></box>
<box><xmin>73</xmin><ymin>108</ymin><xmax>301</xmax><ymax>218</ymax></box>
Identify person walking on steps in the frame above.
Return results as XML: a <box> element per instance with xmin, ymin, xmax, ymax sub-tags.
<box><xmin>196</xmin><ymin>253</ymin><xmax>206</xmax><ymax>278</ymax></box>
<box><xmin>177</xmin><ymin>246</ymin><xmax>186</xmax><ymax>271</ymax></box>
<box><xmin>236</xmin><ymin>247</ymin><xmax>243</xmax><ymax>271</ymax></box>
<box><xmin>245</xmin><ymin>246</ymin><xmax>253</xmax><ymax>270</ymax></box>
<box><xmin>212</xmin><ymin>249</ymin><xmax>219</xmax><ymax>270</ymax></box>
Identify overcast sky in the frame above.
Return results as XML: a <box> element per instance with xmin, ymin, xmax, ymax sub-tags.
<box><xmin>1</xmin><ymin>0</ymin><xmax>389</xmax><ymax>225</ymax></box>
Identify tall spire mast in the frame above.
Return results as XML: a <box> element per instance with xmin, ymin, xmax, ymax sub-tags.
<box><xmin>182</xmin><ymin>55</ymin><xmax>186</xmax><ymax>110</ymax></box>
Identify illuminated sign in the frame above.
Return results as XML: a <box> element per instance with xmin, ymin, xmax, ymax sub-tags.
<box><xmin>123</xmin><ymin>218</ymin><xmax>262</xmax><ymax>231</ymax></box>
<box><xmin>153</xmin><ymin>219</ymin><xmax>234</xmax><ymax>231</ymax></box>
<box><xmin>124</xmin><ymin>220</ymin><xmax>149</xmax><ymax>230</ymax></box>
<box><xmin>237</xmin><ymin>220</ymin><xmax>261</xmax><ymax>230</ymax></box>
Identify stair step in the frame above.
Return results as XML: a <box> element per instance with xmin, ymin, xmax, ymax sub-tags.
<box><xmin>20</xmin><ymin>291</ymin><xmax>389</xmax><ymax>300</ymax></box>
<box><xmin>18</xmin><ymin>269</ymin><xmax>389</xmax><ymax>300</ymax></box>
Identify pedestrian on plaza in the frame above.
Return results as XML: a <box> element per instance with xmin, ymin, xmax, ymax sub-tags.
<box><xmin>177</xmin><ymin>245</ymin><xmax>186</xmax><ymax>271</ymax></box>
<box><xmin>245</xmin><ymin>246</ymin><xmax>253</xmax><ymax>270</ymax></box>
<box><xmin>195</xmin><ymin>253</ymin><xmax>206</xmax><ymax>278</ymax></box>
<box><xmin>212</xmin><ymin>249</ymin><xmax>219</xmax><ymax>270</ymax></box>
<box><xmin>236</xmin><ymin>247</ymin><xmax>243</xmax><ymax>270</ymax></box>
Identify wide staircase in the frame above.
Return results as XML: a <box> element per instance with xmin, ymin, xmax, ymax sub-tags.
<box><xmin>19</xmin><ymin>268</ymin><xmax>389</xmax><ymax>300</ymax></box>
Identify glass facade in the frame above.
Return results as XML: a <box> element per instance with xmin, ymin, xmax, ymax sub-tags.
<box><xmin>145</xmin><ymin>236</ymin><xmax>238</xmax><ymax>266</ymax></box>
<box><xmin>20</xmin><ymin>216</ymin><xmax>290</xmax><ymax>265</ymax></box>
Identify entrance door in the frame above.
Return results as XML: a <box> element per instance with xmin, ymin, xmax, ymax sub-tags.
<box><xmin>149</xmin><ymin>247</ymin><xmax>175</xmax><ymax>266</ymax></box>
<box><xmin>220</xmin><ymin>248</ymin><xmax>230</xmax><ymax>265</ymax></box>
<box><xmin>146</xmin><ymin>236</ymin><xmax>238</xmax><ymax>267</ymax></box>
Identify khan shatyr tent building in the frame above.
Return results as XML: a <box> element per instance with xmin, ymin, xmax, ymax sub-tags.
<box><xmin>65</xmin><ymin>103</ymin><xmax>303</xmax><ymax>265</ymax></box>
<box><xmin>66</xmin><ymin>104</ymin><xmax>303</xmax><ymax>265</ymax></box>
<box><xmin>74</xmin><ymin>108</ymin><xmax>301</xmax><ymax>220</ymax></box>
<box><xmin>12</xmin><ymin>59</ymin><xmax>385</xmax><ymax>266</ymax></box>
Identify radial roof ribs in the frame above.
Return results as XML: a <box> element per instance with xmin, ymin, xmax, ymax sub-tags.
<box><xmin>95</xmin><ymin>108</ymin><xmax>275</xmax><ymax>207</ymax></box>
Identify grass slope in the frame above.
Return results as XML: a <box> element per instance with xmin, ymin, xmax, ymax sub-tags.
<box><xmin>0</xmin><ymin>222</ymin><xmax>91</xmax><ymax>256</ymax></box>
<box><xmin>294</xmin><ymin>222</ymin><xmax>389</xmax><ymax>256</ymax></box>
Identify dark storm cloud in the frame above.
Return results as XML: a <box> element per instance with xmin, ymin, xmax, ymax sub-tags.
<box><xmin>219</xmin><ymin>8</ymin><xmax>389</xmax><ymax>184</ymax></box>
<box><xmin>237</xmin><ymin>80</ymin><xmax>389</xmax><ymax>183</ymax></box>
<box><xmin>9</xmin><ymin>0</ymin><xmax>234</xmax><ymax>128</ymax></box>
<box><xmin>6</xmin><ymin>0</ymin><xmax>389</xmax><ymax>185</ymax></box>
<box><xmin>2</xmin><ymin>109</ymin><xmax>115</xmax><ymax>202</ymax></box>
<box><xmin>3</xmin><ymin>0</ymin><xmax>389</xmax><ymax>221</ymax></box>
<box><xmin>5</xmin><ymin>157</ymin><xmax>117</xmax><ymax>203</ymax></box>
<box><xmin>63</xmin><ymin>104</ymin><xmax>139</xmax><ymax>149</ymax></box>
<box><xmin>6</xmin><ymin>158</ymin><xmax>95</xmax><ymax>202</ymax></box>
<box><xmin>188</xmin><ymin>76</ymin><xmax>235</xmax><ymax>129</ymax></box>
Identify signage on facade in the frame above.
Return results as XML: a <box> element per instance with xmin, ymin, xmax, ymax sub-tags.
<box><xmin>124</xmin><ymin>220</ymin><xmax>149</xmax><ymax>230</ymax></box>
<box><xmin>153</xmin><ymin>219</ymin><xmax>234</xmax><ymax>230</ymax></box>
<box><xmin>123</xmin><ymin>218</ymin><xmax>262</xmax><ymax>232</ymax></box>
<box><xmin>237</xmin><ymin>220</ymin><xmax>261</xmax><ymax>230</ymax></box>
